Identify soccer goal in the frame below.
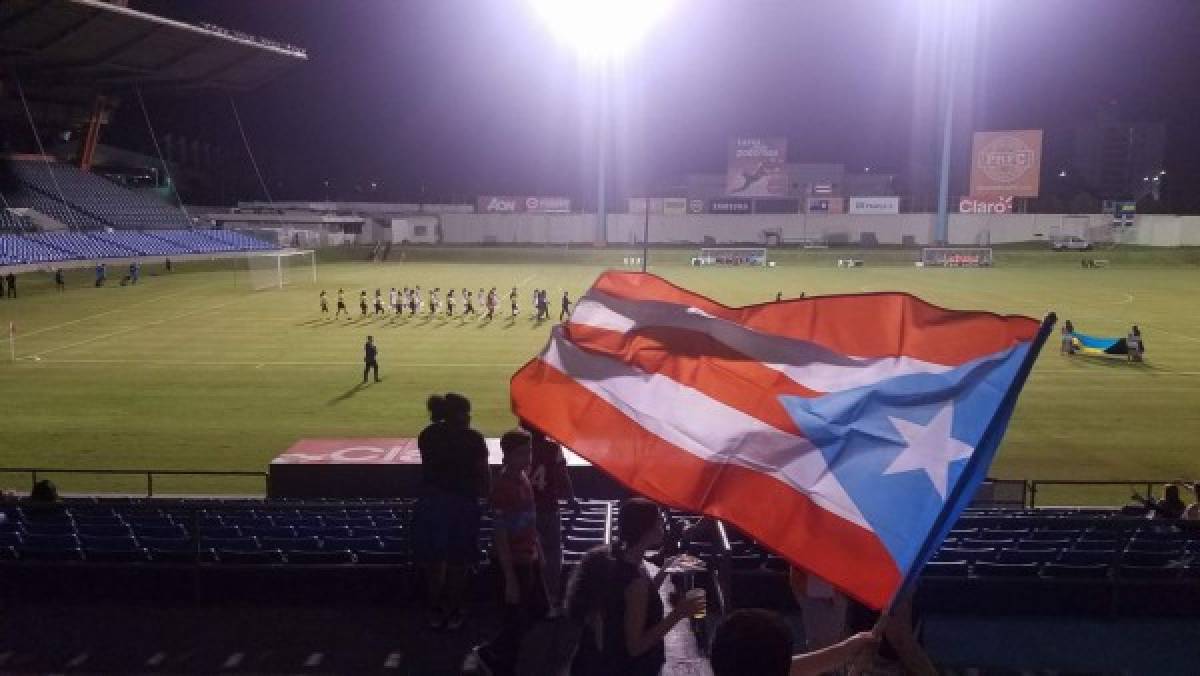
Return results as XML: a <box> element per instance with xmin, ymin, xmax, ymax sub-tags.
<box><xmin>245</xmin><ymin>250</ymin><xmax>317</xmax><ymax>290</ymax></box>
<box><xmin>692</xmin><ymin>247</ymin><xmax>768</xmax><ymax>267</ymax></box>
<box><xmin>920</xmin><ymin>247</ymin><xmax>993</xmax><ymax>268</ymax></box>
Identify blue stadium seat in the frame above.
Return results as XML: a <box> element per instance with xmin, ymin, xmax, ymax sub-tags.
<box><xmin>80</xmin><ymin>535</ymin><xmax>140</xmax><ymax>552</ymax></box>
<box><xmin>998</xmin><ymin>549</ymin><xmax>1058</xmax><ymax>564</ymax></box>
<box><xmin>923</xmin><ymin>561</ymin><xmax>969</xmax><ymax>577</ymax></box>
<box><xmin>241</xmin><ymin>525</ymin><xmax>297</xmax><ymax>539</ymax></box>
<box><xmin>217</xmin><ymin>549</ymin><xmax>285</xmax><ymax>564</ymax></box>
<box><xmin>354</xmin><ymin>551</ymin><xmax>408</xmax><ymax>564</ymax></box>
<box><xmin>77</xmin><ymin>523</ymin><xmax>133</xmax><ymax>537</ymax></box>
<box><xmin>1042</xmin><ymin>563</ymin><xmax>1109</xmax><ymax>579</ymax></box>
<box><xmin>322</xmin><ymin>536</ymin><xmax>383</xmax><ymax>552</ymax></box>
<box><xmin>86</xmin><ymin>548</ymin><xmax>151</xmax><ymax>563</ymax></box>
<box><xmin>1060</xmin><ymin>550</ymin><xmax>1116</xmax><ymax>566</ymax></box>
<box><xmin>23</xmin><ymin>533</ymin><xmax>79</xmax><ymax>549</ymax></box>
<box><xmin>19</xmin><ymin>546</ymin><xmax>84</xmax><ymax>562</ymax></box>
<box><xmin>286</xmin><ymin>550</ymin><xmax>355</xmax><ymax>565</ymax></box>
<box><xmin>132</xmin><ymin>524</ymin><xmax>188</xmax><ymax>540</ymax></box>
<box><xmin>974</xmin><ymin>561</ymin><xmax>1041</xmax><ymax>578</ymax></box>
<box><xmin>199</xmin><ymin>526</ymin><xmax>243</xmax><ymax>538</ymax></box>
<box><xmin>200</xmin><ymin>536</ymin><xmax>258</xmax><ymax>551</ymax></box>
<box><xmin>1118</xmin><ymin>564</ymin><xmax>1180</xmax><ymax>580</ymax></box>
<box><xmin>297</xmin><ymin>526</ymin><xmax>352</xmax><ymax>539</ymax></box>
<box><xmin>261</xmin><ymin>536</ymin><xmax>321</xmax><ymax>552</ymax></box>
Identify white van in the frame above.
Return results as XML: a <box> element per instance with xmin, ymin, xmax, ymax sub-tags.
<box><xmin>1052</xmin><ymin>235</ymin><xmax>1092</xmax><ymax>251</ymax></box>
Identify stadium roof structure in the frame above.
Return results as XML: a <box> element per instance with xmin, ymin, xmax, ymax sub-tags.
<box><xmin>0</xmin><ymin>0</ymin><xmax>307</xmax><ymax>92</ymax></box>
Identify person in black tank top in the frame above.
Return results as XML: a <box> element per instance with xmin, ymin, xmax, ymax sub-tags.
<box><xmin>565</xmin><ymin>498</ymin><xmax>705</xmax><ymax>676</ymax></box>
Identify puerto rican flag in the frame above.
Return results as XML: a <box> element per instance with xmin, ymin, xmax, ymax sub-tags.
<box><xmin>511</xmin><ymin>272</ymin><xmax>1052</xmax><ymax>609</ymax></box>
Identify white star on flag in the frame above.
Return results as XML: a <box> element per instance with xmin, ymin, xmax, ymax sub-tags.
<box><xmin>883</xmin><ymin>404</ymin><xmax>974</xmax><ymax>500</ymax></box>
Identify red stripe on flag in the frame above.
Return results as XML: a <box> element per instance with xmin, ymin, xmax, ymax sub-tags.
<box><xmin>512</xmin><ymin>357</ymin><xmax>901</xmax><ymax>609</ymax></box>
<box><xmin>592</xmin><ymin>272</ymin><xmax>1039</xmax><ymax>366</ymax></box>
<box><xmin>564</xmin><ymin>322</ymin><xmax>815</xmax><ymax>434</ymax></box>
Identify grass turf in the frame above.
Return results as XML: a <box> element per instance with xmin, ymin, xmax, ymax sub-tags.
<box><xmin>1</xmin><ymin>246</ymin><xmax>1197</xmax><ymax>504</ymax></box>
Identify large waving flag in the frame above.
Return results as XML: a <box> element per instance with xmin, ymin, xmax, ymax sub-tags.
<box><xmin>511</xmin><ymin>272</ymin><xmax>1051</xmax><ymax>609</ymax></box>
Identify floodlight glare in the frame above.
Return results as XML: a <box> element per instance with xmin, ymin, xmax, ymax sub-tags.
<box><xmin>528</xmin><ymin>0</ymin><xmax>675</xmax><ymax>61</ymax></box>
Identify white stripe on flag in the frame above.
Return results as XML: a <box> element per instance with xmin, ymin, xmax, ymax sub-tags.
<box><xmin>541</xmin><ymin>328</ymin><xmax>869</xmax><ymax>528</ymax></box>
<box><xmin>571</xmin><ymin>293</ymin><xmax>952</xmax><ymax>393</ymax></box>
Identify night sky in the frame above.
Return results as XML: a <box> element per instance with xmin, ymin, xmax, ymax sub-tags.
<box><xmin>124</xmin><ymin>0</ymin><xmax>1200</xmax><ymax>207</ymax></box>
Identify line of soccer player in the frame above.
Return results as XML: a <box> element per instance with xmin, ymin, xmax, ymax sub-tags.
<box><xmin>319</xmin><ymin>286</ymin><xmax>572</xmax><ymax>321</ymax></box>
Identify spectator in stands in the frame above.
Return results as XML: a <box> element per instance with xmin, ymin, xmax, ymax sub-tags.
<box><xmin>1184</xmin><ymin>483</ymin><xmax>1200</xmax><ymax>521</ymax></box>
<box><xmin>54</xmin><ymin>268</ymin><xmax>64</xmax><ymax>292</ymax></box>
<box><xmin>413</xmin><ymin>393</ymin><xmax>490</xmax><ymax>631</ymax></box>
<box><xmin>524</xmin><ymin>422</ymin><xmax>575</xmax><ymax>606</ymax></box>
<box><xmin>1133</xmin><ymin>484</ymin><xmax>1187</xmax><ymax>519</ymax></box>
<box><xmin>709</xmin><ymin>608</ymin><xmax>877</xmax><ymax>676</ymax></box>
<box><xmin>472</xmin><ymin>429</ymin><xmax>550</xmax><ymax>675</ymax></box>
<box><xmin>30</xmin><ymin>479</ymin><xmax>58</xmax><ymax>504</ymax></box>
<box><xmin>789</xmin><ymin>567</ymin><xmax>849</xmax><ymax>654</ymax></box>
<box><xmin>1060</xmin><ymin>319</ymin><xmax>1075</xmax><ymax>355</ymax></box>
<box><xmin>565</xmin><ymin>497</ymin><xmax>705</xmax><ymax>676</ymax></box>
<box><xmin>5</xmin><ymin>271</ymin><xmax>14</xmax><ymax>298</ymax></box>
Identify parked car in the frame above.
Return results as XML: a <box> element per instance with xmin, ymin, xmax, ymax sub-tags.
<box><xmin>1052</xmin><ymin>236</ymin><xmax>1092</xmax><ymax>251</ymax></box>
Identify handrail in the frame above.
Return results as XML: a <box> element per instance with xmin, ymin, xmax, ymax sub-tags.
<box><xmin>1027</xmin><ymin>479</ymin><xmax>1178</xmax><ymax>508</ymax></box>
<box><xmin>0</xmin><ymin>467</ymin><xmax>268</xmax><ymax>497</ymax></box>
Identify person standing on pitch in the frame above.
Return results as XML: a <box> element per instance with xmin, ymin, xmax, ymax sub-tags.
<box><xmin>55</xmin><ymin>269</ymin><xmax>65</xmax><ymax>292</ymax></box>
<box><xmin>320</xmin><ymin>290</ymin><xmax>329</xmax><ymax>315</ymax></box>
<box><xmin>335</xmin><ymin>288</ymin><xmax>349</xmax><ymax>318</ymax></box>
<box><xmin>359</xmin><ymin>290</ymin><xmax>369</xmax><ymax>317</ymax></box>
<box><xmin>362</xmin><ymin>335</ymin><xmax>381</xmax><ymax>383</ymax></box>
<box><xmin>560</xmin><ymin>290</ymin><xmax>572</xmax><ymax>321</ymax></box>
<box><xmin>0</xmin><ymin>273</ymin><xmax>6</xmax><ymax>299</ymax></box>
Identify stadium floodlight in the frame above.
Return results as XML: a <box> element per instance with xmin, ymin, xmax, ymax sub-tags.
<box><xmin>528</xmin><ymin>0</ymin><xmax>675</xmax><ymax>62</ymax></box>
<box><xmin>528</xmin><ymin>0</ymin><xmax>675</xmax><ymax>254</ymax></box>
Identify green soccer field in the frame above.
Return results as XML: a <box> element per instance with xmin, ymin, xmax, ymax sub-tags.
<box><xmin>1</xmin><ymin>246</ymin><xmax>1197</xmax><ymax>503</ymax></box>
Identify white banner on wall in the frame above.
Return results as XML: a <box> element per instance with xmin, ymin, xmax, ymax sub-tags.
<box><xmin>848</xmin><ymin>196</ymin><xmax>900</xmax><ymax>215</ymax></box>
<box><xmin>663</xmin><ymin>198</ymin><xmax>688</xmax><ymax>216</ymax></box>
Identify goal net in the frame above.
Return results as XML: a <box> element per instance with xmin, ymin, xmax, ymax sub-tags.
<box><xmin>245</xmin><ymin>250</ymin><xmax>316</xmax><ymax>290</ymax></box>
<box><xmin>920</xmin><ymin>247</ymin><xmax>993</xmax><ymax>268</ymax></box>
<box><xmin>693</xmin><ymin>247</ymin><xmax>768</xmax><ymax>266</ymax></box>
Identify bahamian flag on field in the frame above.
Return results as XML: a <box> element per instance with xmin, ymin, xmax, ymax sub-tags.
<box><xmin>511</xmin><ymin>272</ymin><xmax>1052</xmax><ymax>610</ymax></box>
<box><xmin>1071</xmin><ymin>331</ymin><xmax>1132</xmax><ymax>357</ymax></box>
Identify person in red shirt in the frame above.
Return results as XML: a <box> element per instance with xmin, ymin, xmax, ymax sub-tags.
<box><xmin>525</xmin><ymin>423</ymin><xmax>575</xmax><ymax>605</ymax></box>
<box><xmin>472</xmin><ymin>429</ymin><xmax>549</xmax><ymax>676</ymax></box>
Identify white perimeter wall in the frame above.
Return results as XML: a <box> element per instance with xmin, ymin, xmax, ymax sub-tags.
<box><xmin>437</xmin><ymin>212</ymin><xmax>1200</xmax><ymax>247</ymax></box>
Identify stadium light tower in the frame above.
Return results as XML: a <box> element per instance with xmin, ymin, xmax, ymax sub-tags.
<box><xmin>528</xmin><ymin>0</ymin><xmax>675</xmax><ymax>247</ymax></box>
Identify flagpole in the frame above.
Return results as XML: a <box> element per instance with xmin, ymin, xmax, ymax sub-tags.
<box><xmin>883</xmin><ymin>311</ymin><xmax>1057</xmax><ymax>618</ymax></box>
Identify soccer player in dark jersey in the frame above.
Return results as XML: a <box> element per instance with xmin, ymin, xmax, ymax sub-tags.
<box><xmin>320</xmin><ymin>290</ymin><xmax>329</xmax><ymax>315</ymax></box>
<box><xmin>509</xmin><ymin>287</ymin><xmax>519</xmax><ymax>317</ymax></box>
<box><xmin>446</xmin><ymin>289</ymin><xmax>456</xmax><ymax>317</ymax></box>
<box><xmin>429</xmin><ymin>287</ymin><xmax>440</xmax><ymax>316</ymax></box>
<box><xmin>559</xmin><ymin>290</ymin><xmax>571</xmax><ymax>320</ymax></box>
<box><xmin>409</xmin><ymin>288</ymin><xmax>419</xmax><ymax>316</ymax></box>
<box><xmin>374</xmin><ymin>289</ymin><xmax>385</xmax><ymax>316</ymax></box>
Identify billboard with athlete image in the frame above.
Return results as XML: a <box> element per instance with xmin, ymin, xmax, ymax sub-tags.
<box><xmin>969</xmin><ymin>130</ymin><xmax>1043</xmax><ymax>198</ymax></box>
<box><xmin>726</xmin><ymin>137</ymin><xmax>789</xmax><ymax>197</ymax></box>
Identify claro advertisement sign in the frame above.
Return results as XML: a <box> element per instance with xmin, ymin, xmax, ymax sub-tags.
<box><xmin>969</xmin><ymin>130</ymin><xmax>1043</xmax><ymax>198</ymax></box>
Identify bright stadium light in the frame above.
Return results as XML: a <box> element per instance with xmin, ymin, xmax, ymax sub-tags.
<box><xmin>528</xmin><ymin>0</ymin><xmax>675</xmax><ymax>62</ymax></box>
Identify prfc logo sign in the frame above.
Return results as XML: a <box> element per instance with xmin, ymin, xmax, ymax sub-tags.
<box><xmin>977</xmin><ymin>135</ymin><xmax>1036</xmax><ymax>183</ymax></box>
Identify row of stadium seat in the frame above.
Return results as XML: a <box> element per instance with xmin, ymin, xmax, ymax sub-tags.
<box><xmin>0</xmin><ymin>230</ymin><xmax>277</xmax><ymax>265</ymax></box>
<box><xmin>0</xmin><ymin>209</ymin><xmax>34</xmax><ymax>233</ymax></box>
<box><xmin>9</xmin><ymin>161</ymin><xmax>193</xmax><ymax>230</ymax></box>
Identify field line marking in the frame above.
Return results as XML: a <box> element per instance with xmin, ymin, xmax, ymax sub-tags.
<box><xmin>25</xmin><ymin>358</ymin><xmax>522</xmax><ymax>367</ymax></box>
<box><xmin>8</xmin><ymin>282</ymin><xmax>219</xmax><ymax>340</ymax></box>
<box><xmin>26</xmin><ymin>296</ymin><xmax>248</xmax><ymax>359</ymax></box>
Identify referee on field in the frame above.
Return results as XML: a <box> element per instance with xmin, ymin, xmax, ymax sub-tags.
<box><xmin>363</xmin><ymin>335</ymin><xmax>381</xmax><ymax>383</ymax></box>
